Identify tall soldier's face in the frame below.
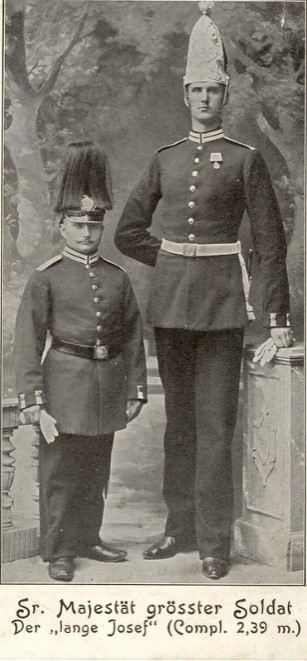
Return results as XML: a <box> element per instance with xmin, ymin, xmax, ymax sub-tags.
<box><xmin>186</xmin><ymin>82</ymin><xmax>226</xmax><ymax>131</ymax></box>
<box><xmin>60</xmin><ymin>218</ymin><xmax>104</xmax><ymax>254</ymax></box>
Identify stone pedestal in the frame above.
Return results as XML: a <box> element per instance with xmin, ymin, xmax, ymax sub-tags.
<box><xmin>234</xmin><ymin>344</ymin><xmax>304</xmax><ymax>572</ymax></box>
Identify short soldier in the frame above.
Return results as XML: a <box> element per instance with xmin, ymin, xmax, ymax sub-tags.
<box><xmin>115</xmin><ymin>6</ymin><xmax>292</xmax><ymax>579</ymax></box>
<box><xmin>14</xmin><ymin>141</ymin><xmax>147</xmax><ymax>582</ymax></box>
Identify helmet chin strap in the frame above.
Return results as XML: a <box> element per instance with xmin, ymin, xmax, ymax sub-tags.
<box><xmin>223</xmin><ymin>76</ymin><xmax>229</xmax><ymax>105</ymax></box>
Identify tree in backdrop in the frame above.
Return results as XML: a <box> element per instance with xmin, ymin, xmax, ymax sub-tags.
<box><xmin>4</xmin><ymin>0</ymin><xmax>92</xmax><ymax>390</ymax></box>
<box><xmin>4</xmin><ymin>0</ymin><xmax>194</xmax><ymax>392</ymax></box>
<box><xmin>214</xmin><ymin>1</ymin><xmax>304</xmax><ymax>334</ymax></box>
<box><xmin>4</xmin><ymin>1</ymin><xmax>304</xmax><ymax>394</ymax></box>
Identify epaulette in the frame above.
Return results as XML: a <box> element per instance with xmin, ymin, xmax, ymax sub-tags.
<box><xmin>224</xmin><ymin>136</ymin><xmax>255</xmax><ymax>150</ymax></box>
<box><xmin>36</xmin><ymin>255</ymin><xmax>62</xmax><ymax>271</ymax></box>
<box><xmin>156</xmin><ymin>138</ymin><xmax>187</xmax><ymax>153</ymax></box>
<box><xmin>101</xmin><ymin>256</ymin><xmax>126</xmax><ymax>272</ymax></box>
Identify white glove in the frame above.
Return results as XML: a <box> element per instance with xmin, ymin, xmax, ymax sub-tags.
<box><xmin>40</xmin><ymin>409</ymin><xmax>59</xmax><ymax>444</ymax></box>
<box><xmin>126</xmin><ymin>399</ymin><xmax>143</xmax><ymax>423</ymax></box>
<box><xmin>253</xmin><ymin>338</ymin><xmax>278</xmax><ymax>366</ymax></box>
<box><xmin>19</xmin><ymin>405</ymin><xmax>41</xmax><ymax>425</ymax></box>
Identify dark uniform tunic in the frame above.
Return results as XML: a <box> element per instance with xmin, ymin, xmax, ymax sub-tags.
<box><xmin>115</xmin><ymin>128</ymin><xmax>290</xmax><ymax>330</ymax></box>
<box><xmin>14</xmin><ymin>247</ymin><xmax>147</xmax><ymax>561</ymax></box>
<box><xmin>115</xmin><ymin>128</ymin><xmax>290</xmax><ymax>559</ymax></box>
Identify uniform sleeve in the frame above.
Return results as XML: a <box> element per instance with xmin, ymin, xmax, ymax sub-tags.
<box><xmin>14</xmin><ymin>270</ymin><xmax>51</xmax><ymax>409</ymax></box>
<box><xmin>122</xmin><ymin>274</ymin><xmax>147</xmax><ymax>402</ymax></box>
<box><xmin>115</xmin><ymin>154</ymin><xmax>163</xmax><ymax>267</ymax></box>
<box><xmin>244</xmin><ymin>149</ymin><xmax>291</xmax><ymax>328</ymax></box>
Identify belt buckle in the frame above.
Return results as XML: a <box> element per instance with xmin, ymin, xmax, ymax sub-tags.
<box><xmin>94</xmin><ymin>345</ymin><xmax>109</xmax><ymax>360</ymax></box>
<box><xmin>183</xmin><ymin>243</ymin><xmax>197</xmax><ymax>257</ymax></box>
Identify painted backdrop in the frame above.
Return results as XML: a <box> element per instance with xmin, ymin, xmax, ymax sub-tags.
<box><xmin>4</xmin><ymin>0</ymin><xmax>305</xmax><ymax>394</ymax></box>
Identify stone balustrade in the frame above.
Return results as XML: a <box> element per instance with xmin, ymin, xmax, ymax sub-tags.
<box><xmin>2</xmin><ymin>399</ymin><xmax>40</xmax><ymax>562</ymax></box>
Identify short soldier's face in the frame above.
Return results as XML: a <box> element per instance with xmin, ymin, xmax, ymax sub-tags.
<box><xmin>60</xmin><ymin>218</ymin><xmax>104</xmax><ymax>254</ymax></box>
<box><xmin>187</xmin><ymin>82</ymin><xmax>226</xmax><ymax>130</ymax></box>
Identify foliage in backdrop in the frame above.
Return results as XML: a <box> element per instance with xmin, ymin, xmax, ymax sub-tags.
<box><xmin>4</xmin><ymin>0</ymin><xmax>305</xmax><ymax>394</ymax></box>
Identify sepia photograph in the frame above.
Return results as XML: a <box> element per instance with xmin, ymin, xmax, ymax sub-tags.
<box><xmin>1</xmin><ymin>0</ymin><xmax>306</xmax><ymax>657</ymax></box>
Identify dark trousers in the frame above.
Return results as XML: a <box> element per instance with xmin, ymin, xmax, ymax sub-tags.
<box><xmin>154</xmin><ymin>327</ymin><xmax>244</xmax><ymax>560</ymax></box>
<box><xmin>39</xmin><ymin>433</ymin><xmax>114</xmax><ymax>562</ymax></box>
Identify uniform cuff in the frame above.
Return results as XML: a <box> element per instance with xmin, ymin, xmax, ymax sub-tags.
<box><xmin>127</xmin><ymin>385</ymin><xmax>148</xmax><ymax>402</ymax></box>
<box><xmin>264</xmin><ymin>312</ymin><xmax>291</xmax><ymax>329</ymax></box>
<box><xmin>18</xmin><ymin>390</ymin><xmax>45</xmax><ymax>410</ymax></box>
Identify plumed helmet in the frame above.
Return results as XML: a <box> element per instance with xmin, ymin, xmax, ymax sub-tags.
<box><xmin>55</xmin><ymin>141</ymin><xmax>113</xmax><ymax>222</ymax></box>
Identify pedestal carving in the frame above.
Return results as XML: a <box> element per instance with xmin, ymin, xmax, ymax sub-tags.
<box><xmin>252</xmin><ymin>401</ymin><xmax>277</xmax><ymax>487</ymax></box>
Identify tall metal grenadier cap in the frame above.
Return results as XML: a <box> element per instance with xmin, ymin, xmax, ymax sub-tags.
<box><xmin>184</xmin><ymin>1</ymin><xmax>229</xmax><ymax>87</ymax></box>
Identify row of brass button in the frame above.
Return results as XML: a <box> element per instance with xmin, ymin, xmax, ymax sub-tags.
<box><xmin>187</xmin><ymin>149</ymin><xmax>203</xmax><ymax>241</ymax></box>
<box><xmin>86</xmin><ymin>264</ymin><xmax>103</xmax><ymax>345</ymax></box>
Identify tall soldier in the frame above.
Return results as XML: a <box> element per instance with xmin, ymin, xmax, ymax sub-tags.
<box><xmin>115</xmin><ymin>6</ymin><xmax>292</xmax><ymax>579</ymax></box>
<box><xmin>14</xmin><ymin>141</ymin><xmax>147</xmax><ymax>582</ymax></box>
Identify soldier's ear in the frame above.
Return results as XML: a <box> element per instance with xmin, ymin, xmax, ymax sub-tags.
<box><xmin>183</xmin><ymin>85</ymin><xmax>190</xmax><ymax>108</ymax></box>
<box><xmin>59</xmin><ymin>220</ymin><xmax>66</xmax><ymax>239</ymax></box>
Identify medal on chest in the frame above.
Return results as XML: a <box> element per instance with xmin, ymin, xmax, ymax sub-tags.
<box><xmin>210</xmin><ymin>152</ymin><xmax>223</xmax><ymax>169</ymax></box>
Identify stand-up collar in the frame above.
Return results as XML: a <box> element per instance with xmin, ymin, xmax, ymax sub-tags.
<box><xmin>63</xmin><ymin>246</ymin><xmax>99</xmax><ymax>265</ymax></box>
<box><xmin>189</xmin><ymin>128</ymin><xmax>224</xmax><ymax>144</ymax></box>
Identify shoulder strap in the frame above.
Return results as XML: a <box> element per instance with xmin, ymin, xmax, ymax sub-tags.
<box><xmin>36</xmin><ymin>255</ymin><xmax>63</xmax><ymax>271</ymax></box>
<box><xmin>101</xmin><ymin>256</ymin><xmax>126</xmax><ymax>272</ymax></box>
<box><xmin>157</xmin><ymin>137</ymin><xmax>187</xmax><ymax>153</ymax></box>
<box><xmin>224</xmin><ymin>136</ymin><xmax>255</xmax><ymax>150</ymax></box>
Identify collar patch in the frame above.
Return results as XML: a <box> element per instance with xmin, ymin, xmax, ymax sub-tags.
<box><xmin>63</xmin><ymin>246</ymin><xmax>99</xmax><ymax>265</ymax></box>
<box><xmin>189</xmin><ymin>128</ymin><xmax>224</xmax><ymax>144</ymax></box>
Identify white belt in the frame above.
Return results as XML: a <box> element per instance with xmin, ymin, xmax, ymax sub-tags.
<box><xmin>160</xmin><ymin>238</ymin><xmax>255</xmax><ymax>321</ymax></box>
<box><xmin>161</xmin><ymin>238</ymin><xmax>241</xmax><ymax>257</ymax></box>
